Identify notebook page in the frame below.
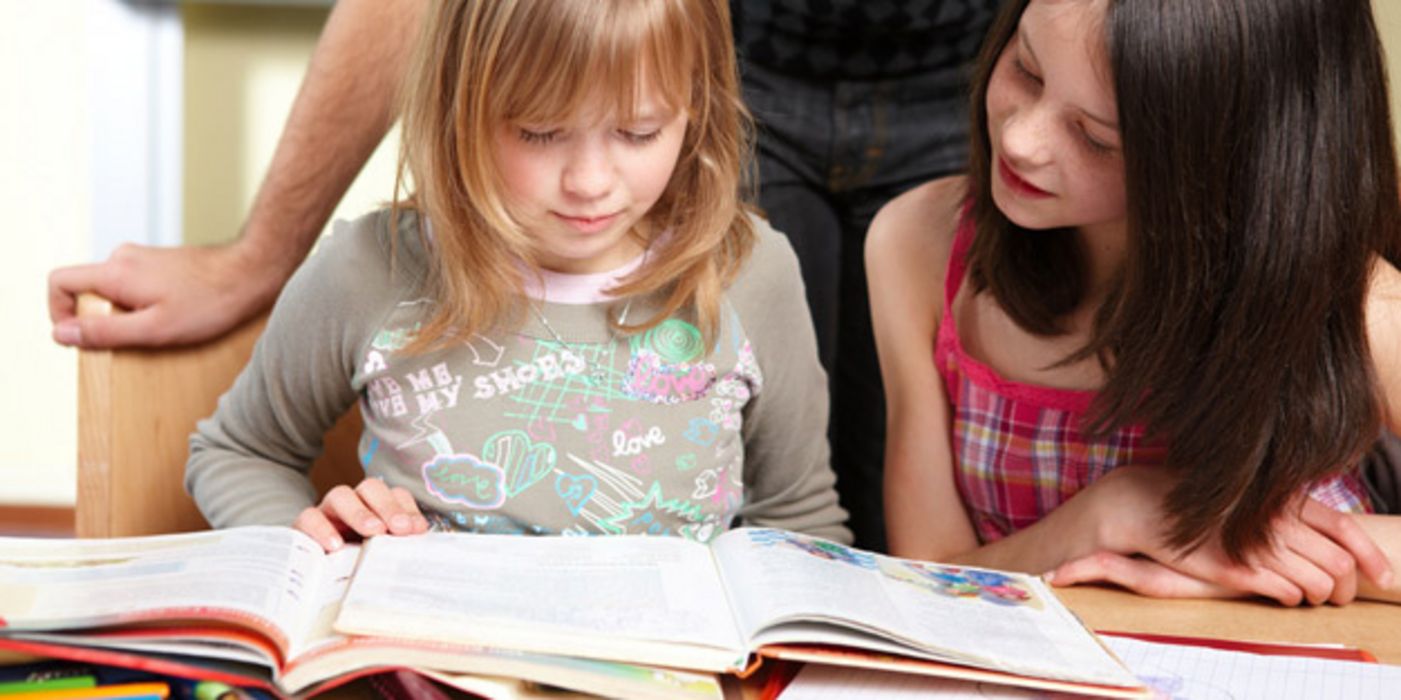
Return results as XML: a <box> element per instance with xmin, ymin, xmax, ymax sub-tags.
<box><xmin>779</xmin><ymin>636</ymin><xmax>1401</xmax><ymax>699</ymax></box>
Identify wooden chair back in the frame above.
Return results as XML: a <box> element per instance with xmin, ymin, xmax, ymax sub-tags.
<box><xmin>76</xmin><ymin>295</ymin><xmax>362</xmax><ymax>537</ymax></box>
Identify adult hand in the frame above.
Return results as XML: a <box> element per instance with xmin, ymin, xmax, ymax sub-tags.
<box><xmin>293</xmin><ymin>478</ymin><xmax>430</xmax><ymax>552</ymax></box>
<box><xmin>1056</xmin><ymin>467</ymin><xmax>1390</xmax><ymax>605</ymax></box>
<box><xmin>48</xmin><ymin>240</ymin><xmax>289</xmax><ymax>348</ymax></box>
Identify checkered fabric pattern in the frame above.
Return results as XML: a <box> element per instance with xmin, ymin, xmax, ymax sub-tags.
<box><xmin>733</xmin><ymin>0</ymin><xmax>999</xmax><ymax>79</ymax></box>
<box><xmin>935</xmin><ymin>214</ymin><xmax>1372</xmax><ymax>543</ymax></box>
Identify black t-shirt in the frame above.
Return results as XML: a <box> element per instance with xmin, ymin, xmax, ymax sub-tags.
<box><xmin>732</xmin><ymin>0</ymin><xmax>1000</xmax><ymax>80</ymax></box>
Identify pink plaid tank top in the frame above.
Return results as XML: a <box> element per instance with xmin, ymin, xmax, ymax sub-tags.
<box><xmin>934</xmin><ymin>213</ymin><xmax>1371</xmax><ymax>543</ymax></box>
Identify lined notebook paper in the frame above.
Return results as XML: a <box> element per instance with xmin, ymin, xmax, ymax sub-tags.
<box><xmin>779</xmin><ymin>636</ymin><xmax>1401</xmax><ymax>699</ymax></box>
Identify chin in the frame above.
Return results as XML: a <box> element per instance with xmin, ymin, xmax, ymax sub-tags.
<box><xmin>991</xmin><ymin>187</ymin><xmax>1056</xmax><ymax>232</ymax></box>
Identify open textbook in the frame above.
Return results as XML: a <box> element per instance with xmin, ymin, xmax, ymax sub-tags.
<box><xmin>0</xmin><ymin>526</ymin><xmax>1148</xmax><ymax>699</ymax></box>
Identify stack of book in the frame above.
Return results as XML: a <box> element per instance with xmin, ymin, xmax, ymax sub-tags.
<box><xmin>0</xmin><ymin>527</ymin><xmax>1150</xmax><ymax>699</ymax></box>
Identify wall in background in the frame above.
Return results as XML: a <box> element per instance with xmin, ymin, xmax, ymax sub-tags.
<box><xmin>0</xmin><ymin>3</ymin><xmax>91</xmax><ymax>504</ymax></box>
<box><xmin>0</xmin><ymin>2</ymin><xmax>400</xmax><ymax>507</ymax></box>
<box><xmin>183</xmin><ymin>4</ymin><xmax>402</xmax><ymax>248</ymax></box>
<box><xmin>1379</xmin><ymin>1</ymin><xmax>1401</xmax><ymax>152</ymax></box>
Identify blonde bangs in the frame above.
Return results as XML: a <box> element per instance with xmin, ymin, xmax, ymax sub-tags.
<box><xmin>394</xmin><ymin>0</ymin><xmax>754</xmax><ymax>355</ymax></box>
<box><xmin>490</xmin><ymin>0</ymin><xmax>695</xmax><ymax>129</ymax></box>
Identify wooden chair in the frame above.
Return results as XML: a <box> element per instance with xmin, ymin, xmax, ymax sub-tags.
<box><xmin>76</xmin><ymin>295</ymin><xmax>363</xmax><ymax>537</ymax></box>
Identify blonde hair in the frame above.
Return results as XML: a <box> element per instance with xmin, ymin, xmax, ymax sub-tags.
<box><xmin>393</xmin><ymin>0</ymin><xmax>755</xmax><ymax>353</ymax></box>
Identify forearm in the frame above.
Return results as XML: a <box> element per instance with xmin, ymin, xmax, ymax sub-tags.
<box><xmin>1356</xmin><ymin>514</ymin><xmax>1401</xmax><ymax>602</ymax></box>
<box><xmin>239</xmin><ymin>0</ymin><xmax>426</xmax><ymax>283</ymax></box>
<box><xmin>944</xmin><ymin>494</ymin><xmax>1107</xmax><ymax>573</ymax></box>
<box><xmin>883</xmin><ymin>443</ymin><xmax>978</xmax><ymax>561</ymax></box>
<box><xmin>886</xmin><ymin>460</ymin><xmax>1102</xmax><ymax>572</ymax></box>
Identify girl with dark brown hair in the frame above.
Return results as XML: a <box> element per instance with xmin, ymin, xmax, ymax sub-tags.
<box><xmin>869</xmin><ymin>0</ymin><xmax>1401</xmax><ymax>605</ymax></box>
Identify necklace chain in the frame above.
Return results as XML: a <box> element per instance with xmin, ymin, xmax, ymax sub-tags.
<box><xmin>531</xmin><ymin>299</ymin><xmax>632</xmax><ymax>386</ymax></box>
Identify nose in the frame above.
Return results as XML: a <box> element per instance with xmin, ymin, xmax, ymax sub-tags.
<box><xmin>561</xmin><ymin>138</ymin><xmax>616</xmax><ymax>201</ymax></box>
<box><xmin>999</xmin><ymin>104</ymin><xmax>1052</xmax><ymax>169</ymax></box>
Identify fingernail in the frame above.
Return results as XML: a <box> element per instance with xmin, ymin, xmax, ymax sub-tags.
<box><xmin>54</xmin><ymin>322</ymin><xmax>81</xmax><ymax>346</ymax></box>
<box><xmin>391</xmin><ymin>514</ymin><xmax>410</xmax><ymax>532</ymax></box>
<box><xmin>327</xmin><ymin>535</ymin><xmax>343</xmax><ymax>551</ymax></box>
<box><xmin>363</xmin><ymin>517</ymin><xmax>384</xmax><ymax>533</ymax></box>
<box><xmin>1041</xmin><ymin>570</ymin><xmax>1058</xmax><ymax>584</ymax></box>
<box><xmin>1382</xmin><ymin>568</ymin><xmax>1396</xmax><ymax>590</ymax></box>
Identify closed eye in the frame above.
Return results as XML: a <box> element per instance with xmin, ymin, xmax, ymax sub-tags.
<box><xmin>1012</xmin><ymin>56</ymin><xmax>1043</xmax><ymax>87</ymax></box>
<box><xmin>618</xmin><ymin>129</ymin><xmax>662</xmax><ymax>145</ymax></box>
<box><xmin>518</xmin><ymin>128</ymin><xmax>560</xmax><ymax>145</ymax></box>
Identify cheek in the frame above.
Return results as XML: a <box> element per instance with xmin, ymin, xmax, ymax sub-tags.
<box><xmin>492</xmin><ymin>141</ymin><xmax>549</xmax><ymax>203</ymax></box>
<box><xmin>1075</xmin><ymin>159</ymin><xmax>1128</xmax><ymax>217</ymax></box>
<box><xmin>628</xmin><ymin>136</ymin><xmax>685</xmax><ymax>205</ymax></box>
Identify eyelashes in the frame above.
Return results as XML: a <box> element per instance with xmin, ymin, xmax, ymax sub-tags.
<box><xmin>518</xmin><ymin>128</ymin><xmax>559</xmax><ymax>145</ymax></box>
<box><xmin>516</xmin><ymin>128</ymin><xmax>662</xmax><ymax>146</ymax></box>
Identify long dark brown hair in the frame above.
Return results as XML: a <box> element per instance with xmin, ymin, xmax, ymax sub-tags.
<box><xmin>965</xmin><ymin>0</ymin><xmax>1401</xmax><ymax>558</ymax></box>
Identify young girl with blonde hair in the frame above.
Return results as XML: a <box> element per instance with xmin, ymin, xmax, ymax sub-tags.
<box><xmin>869</xmin><ymin>0</ymin><xmax>1401</xmax><ymax>606</ymax></box>
<box><xmin>187</xmin><ymin>0</ymin><xmax>849</xmax><ymax>550</ymax></box>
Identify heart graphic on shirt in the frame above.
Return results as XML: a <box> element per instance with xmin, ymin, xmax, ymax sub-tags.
<box><xmin>482</xmin><ymin>429</ymin><xmax>557</xmax><ymax>498</ymax></box>
<box><xmin>554</xmin><ymin>473</ymin><xmax>597</xmax><ymax>516</ymax></box>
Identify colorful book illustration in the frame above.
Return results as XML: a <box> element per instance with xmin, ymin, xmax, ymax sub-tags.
<box><xmin>0</xmin><ymin>527</ymin><xmax>1147</xmax><ymax>699</ymax></box>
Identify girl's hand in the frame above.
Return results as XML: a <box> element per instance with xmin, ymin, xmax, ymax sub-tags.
<box><xmin>293</xmin><ymin>478</ymin><xmax>430</xmax><ymax>552</ymax></box>
<box><xmin>1072</xmin><ymin>467</ymin><xmax>1390</xmax><ymax>605</ymax></box>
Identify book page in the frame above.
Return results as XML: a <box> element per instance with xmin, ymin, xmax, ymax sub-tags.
<box><xmin>283</xmin><ymin>543</ymin><xmax>361</xmax><ymax>660</ymax></box>
<box><xmin>334</xmin><ymin>533</ymin><xmax>747</xmax><ymax>671</ymax></box>
<box><xmin>711</xmin><ymin>529</ymin><xmax>1136</xmax><ymax>687</ymax></box>
<box><xmin>0</xmin><ymin>527</ymin><xmax>328</xmax><ymax>655</ymax></box>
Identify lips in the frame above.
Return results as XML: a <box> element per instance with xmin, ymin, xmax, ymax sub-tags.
<box><xmin>554</xmin><ymin>211</ymin><xmax>621</xmax><ymax>234</ymax></box>
<box><xmin>997</xmin><ymin>158</ymin><xmax>1052</xmax><ymax>198</ymax></box>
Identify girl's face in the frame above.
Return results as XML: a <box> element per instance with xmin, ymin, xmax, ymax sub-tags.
<box><xmin>493</xmin><ymin>83</ymin><xmax>687</xmax><ymax>274</ymax></box>
<box><xmin>986</xmin><ymin>0</ymin><xmax>1126</xmax><ymax>236</ymax></box>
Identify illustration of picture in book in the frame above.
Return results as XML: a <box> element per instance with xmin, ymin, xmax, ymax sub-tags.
<box><xmin>883</xmin><ymin>561</ymin><xmax>1044</xmax><ymax>610</ymax></box>
<box><xmin>743</xmin><ymin>529</ymin><xmax>877</xmax><ymax>569</ymax></box>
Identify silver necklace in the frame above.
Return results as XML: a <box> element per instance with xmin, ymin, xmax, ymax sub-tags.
<box><xmin>532</xmin><ymin>299</ymin><xmax>632</xmax><ymax>386</ymax></box>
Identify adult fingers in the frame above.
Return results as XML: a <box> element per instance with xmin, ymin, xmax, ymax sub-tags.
<box><xmin>1050</xmin><ymin>552</ymin><xmax>1237</xmax><ymax>599</ymax></box>
<box><xmin>1300</xmin><ymin>499</ymin><xmax>1393</xmax><ymax>589</ymax></box>
<box><xmin>48</xmin><ymin>263</ymin><xmax>115</xmax><ymax>325</ymax></box>
<box><xmin>293</xmin><ymin>507</ymin><xmax>347</xmax><ymax>552</ymax></box>
<box><xmin>59</xmin><ymin>306</ymin><xmax>182</xmax><ymax>349</ymax></box>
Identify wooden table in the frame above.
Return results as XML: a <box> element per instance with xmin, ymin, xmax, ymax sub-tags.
<box><xmin>1058</xmin><ymin>585</ymin><xmax>1401</xmax><ymax>663</ymax></box>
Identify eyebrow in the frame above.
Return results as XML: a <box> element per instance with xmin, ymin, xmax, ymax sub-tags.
<box><xmin>1016</xmin><ymin>27</ymin><xmax>1120</xmax><ymax>131</ymax></box>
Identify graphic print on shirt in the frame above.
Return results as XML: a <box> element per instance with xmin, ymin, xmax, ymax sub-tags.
<box><xmin>360</xmin><ymin>303</ymin><xmax>762</xmax><ymax>538</ymax></box>
<box><xmin>421</xmin><ymin>429</ymin><xmax>558</xmax><ymax>510</ymax></box>
<box><xmin>623</xmin><ymin>319</ymin><xmax>718</xmax><ymax>404</ymax></box>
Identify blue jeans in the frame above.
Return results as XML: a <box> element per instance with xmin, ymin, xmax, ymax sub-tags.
<box><xmin>743</xmin><ymin>60</ymin><xmax>974</xmax><ymax>552</ymax></box>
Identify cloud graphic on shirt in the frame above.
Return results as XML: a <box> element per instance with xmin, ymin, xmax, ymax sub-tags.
<box><xmin>422</xmin><ymin>453</ymin><xmax>505</xmax><ymax>510</ymax></box>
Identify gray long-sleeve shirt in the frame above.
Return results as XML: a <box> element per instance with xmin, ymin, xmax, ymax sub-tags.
<box><xmin>187</xmin><ymin>209</ymin><xmax>851</xmax><ymax>544</ymax></box>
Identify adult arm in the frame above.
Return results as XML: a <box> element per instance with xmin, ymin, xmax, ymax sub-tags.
<box><xmin>48</xmin><ymin>0</ymin><xmax>426</xmax><ymax>348</ymax></box>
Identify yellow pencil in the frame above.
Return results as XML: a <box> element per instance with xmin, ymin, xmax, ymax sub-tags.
<box><xmin>1</xmin><ymin>682</ymin><xmax>169</xmax><ymax>700</ymax></box>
